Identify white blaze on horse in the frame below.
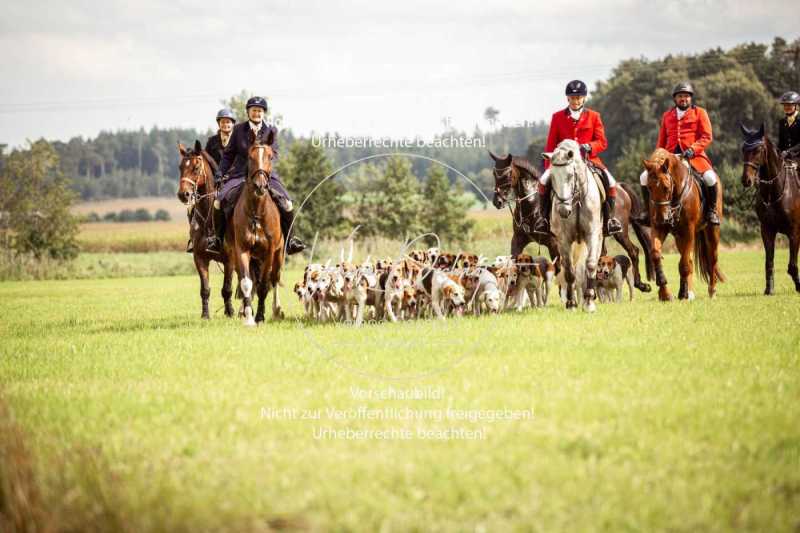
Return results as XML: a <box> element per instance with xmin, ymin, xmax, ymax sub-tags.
<box><xmin>542</xmin><ymin>139</ymin><xmax>604</xmax><ymax>312</ymax></box>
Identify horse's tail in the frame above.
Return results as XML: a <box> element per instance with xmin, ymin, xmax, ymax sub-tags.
<box><xmin>695</xmin><ymin>231</ymin><xmax>726</xmax><ymax>284</ymax></box>
<box><xmin>621</xmin><ymin>182</ymin><xmax>654</xmax><ymax>281</ymax></box>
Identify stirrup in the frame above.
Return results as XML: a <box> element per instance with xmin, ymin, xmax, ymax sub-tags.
<box><xmin>705</xmin><ymin>211</ymin><xmax>720</xmax><ymax>225</ymax></box>
<box><xmin>533</xmin><ymin>219</ymin><xmax>550</xmax><ymax>235</ymax></box>
<box><xmin>206</xmin><ymin>236</ymin><xmax>222</xmax><ymax>253</ymax></box>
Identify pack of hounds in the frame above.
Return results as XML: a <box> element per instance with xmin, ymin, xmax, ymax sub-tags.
<box><xmin>294</xmin><ymin>246</ymin><xmax>636</xmax><ymax>325</ymax></box>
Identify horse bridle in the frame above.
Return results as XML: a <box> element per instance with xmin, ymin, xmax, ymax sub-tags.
<box><xmin>248</xmin><ymin>144</ymin><xmax>273</xmax><ymax>183</ymax></box>
<box><xmin>650</xmin><ymin>160</ymin><xmax>691</xmax><ymax>224</ymax></box>
<box><xmin>550</xmin><ymin>159</ymin><xmax>583</xmax><ymax>207</ymax></box>
<box><xmin>180</xmin><ymin>155</ymin><xmax>210</xmax><ymax>204</ymax></box>
<box><xmin>742</xmin><ymin>141</ymin><xmax>791</xmax><ymax>206</ymax></box>
<box><xmin>494</xmin><ymin>164</ymin><xmax>538</xmax><ymax>233</ymax></box>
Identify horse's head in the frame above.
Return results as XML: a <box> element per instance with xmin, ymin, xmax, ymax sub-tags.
<box><xmin>489</xmin><ymin>151</ymin><xmax>514</xmax><ymax>209</ymax></box>
<box><xmin>642</xmin><ymin>148</ymin><xmax>679</xmax><ymax>226</ymax></box>
<box><xmin>543</xmin><ymin>139</ymin><xmax>582</xmax><ymax>219</ymax></box>
<box><xmin>740</xmin><ymin>122</ymin><xmax>766</xmax><ymax>188</ymax></box>
<box><xmin>176</xmin><ymin>140</ymin><xmax>208</xmax><ymax>205</ymax></box>
<box><xmin>247</xmin><ymin>128</ymin><xmax>275</xmax><ymax>198</ymax></box>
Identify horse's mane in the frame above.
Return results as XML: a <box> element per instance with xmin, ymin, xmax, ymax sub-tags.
<box><xmin>511</xmin><ymin>156</ymin><xmax>540</xmax><ymax>178</ymax></box>
<box><xmin>551</xmin><ymin>139</ymin><xmax>581</xmax><ymax>166</ymax></box>
<box><xmin>648</xmin><ymin>148</ymin><xmax>672</xmax><ymax>167</ymax></box>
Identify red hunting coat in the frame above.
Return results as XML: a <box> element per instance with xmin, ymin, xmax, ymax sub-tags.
<box><xmin>657</xmin><ymin>105</ymin><xmax>714</xmax><ymax>173</ymax></box>
<box><xmin>544</xmin><ymin>107</ymin><xmax>608</xmax><ymax>170</ymax></box>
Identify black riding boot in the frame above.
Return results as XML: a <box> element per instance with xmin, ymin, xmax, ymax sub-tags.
<box><xmin>186</xmin><ymin>208</ymin><xmax>194</xmax><ymax>253</ymax></box>
<box><xmin>605</xmin><ymin>194</ymin><xmax>622</xmax><ymax>235</ymax></box>
<box><xmin>635</xmin><ymin>185</ymin><xmax>651</xmax><ymax>225</ymax></box>
<box><xmin>206</xmin><ymin>208</ymin><xmax>225</xmax><ymax>253</ymax></box>
<box><xmin>279</xmin><ymin>208</ymin><xmax>307</xmax><ymax>255</ymax></box>
<box><xmin>533</xmin><ymin>187</ymin><xmax>552</xmax><ymax>235</ymax></box>
<box><xmin>704</xmin><ymin>183</ymin><xmax>720</xmax><ymax>225</ymax></box>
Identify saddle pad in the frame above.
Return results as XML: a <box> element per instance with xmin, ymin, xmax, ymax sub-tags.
<box><xmin>680</xmin><ymin>159</ymin><xmax>706</xmax><ymax>206</ymax></box>
<box><xmin>588</xmin><ymin>168</ymin><xmax>606</xmax><ymax>203</ymax></box>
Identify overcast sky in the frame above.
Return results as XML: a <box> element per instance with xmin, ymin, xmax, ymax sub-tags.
<box><xmin>1</xmin><ymin>0</ymin><xmax>798</xmax><ymax>148</ymax></box>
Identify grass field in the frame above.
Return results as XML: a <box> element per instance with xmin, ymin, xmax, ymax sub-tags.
<box><xmin>1</xmin><ymin>249</ymin><xmax>799</xmax><ymax>532</ymax></box>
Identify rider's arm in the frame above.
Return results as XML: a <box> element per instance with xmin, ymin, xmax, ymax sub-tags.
<box><xmin>778</xmin><ymin>121</ymin><xmax>787</xmax><ymax>152</ymax></box>
<box><xmin>588</xmin><ymin>112</ymin><xmax>608</xmax><ymax>156</ymax></box>
<box><xmin>269</xmin><ymin>126</ymin><xmax>280</xmax><ymax>162</ymax></box>
<box><xmin>656</xmin><ymin>112</ymin><xmax>668</xmax><ymax>150</ymax></box>
<box><xmin>689</xmin><ymin>108</ymin><xmax>713</xmax><ymax>155</ymax></box>
<box><xmin>218</xmin><ymin>128</ymin><xmax>237</xmax><ymax>176</ymax></box>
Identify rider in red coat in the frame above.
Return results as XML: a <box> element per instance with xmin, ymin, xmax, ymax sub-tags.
<box><xmin>534</xmin><ymin>80</ymin><xmax>622</xmax><ymax>235</ymax></box>
<box><xmin>638</xmin><ymin>82</ymin><xmax>720</xmax><ymax>225</ymax></box>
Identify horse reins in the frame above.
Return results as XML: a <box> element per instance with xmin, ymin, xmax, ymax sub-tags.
<box><xmin>494</xmin><ymin>164</ymin><xmax>538</xmax><ymax>234</ymax></box>
<box><xmin>744</xmin><ymin>142</ymin><xmax>792</xmax><ymax>207</ymax></box>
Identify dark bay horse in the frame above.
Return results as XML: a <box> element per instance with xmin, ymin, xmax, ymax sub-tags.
<box><xmin>177</xmin><ymin>141</ymin><xmax>235</xmax><ymax>319</ymax></box>
<box><xmin>225</xmin><ymin>129</ymin><xmax>285</xmax><ymax>326</ymax></box>
<box><xmin>642</xmin><ymin>148</ymin><xmax>725</xmax><ymax>301</ymax></box>
<box><xmin>489</xmin><ymin>151</ymin><xmax>652</xmax><ymax>292</ymax></box>
<box><xmin>740</xmin><ymin>124</ymin><xmax>800</xmax><ymax>294</ymax></box>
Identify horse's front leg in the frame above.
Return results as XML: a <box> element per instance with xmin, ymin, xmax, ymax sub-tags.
<box><xmin>255</xmin><ymin>271</ymin><xmax>269</xmax><ymax>324</ymax></box>
<box><xmin>560</xmin><ymin>249</ymin><xmax>577</xmax><ymax>310</ymax></box>
<box><xmin>651</xmin><ymin>226</ymin><xmax>672</xmax><ymax>301</ymax></box>
<box><xmin>510</xmin><ymin>231</ymin><xmax>530</xmax><ymax>257</ymax></box>
<box><xmin>221</xmin><ymin>257</ymin><xmax>235</xmax><ymax>318</ymax></box>
<box><xmin>194</xmin><ymin>255</ymin><xmax>211</xmax><ymax>319</ymax></box>
<box><xmin>583</xmin><ymin>231</ymin><xmax>603</xmax><ymax>313</ymax></box>
<box><xmin>237</xmin><ymin>251</ymin><xmax>256</xmax><ymax>326</ymax></box>
<box><xmin>675</xmin><ymin>230</ymin><xmax>695</xmax><ymax>301</ymax></box>
<box><xmin>760</xmin><ymin>223</ymin><xmax>776</xmax><ymax>295</ymax></box>
<box><xmin>787</xmin><ymin>227</ymin><xmax>800</xmax><ymax>293</ymax></box>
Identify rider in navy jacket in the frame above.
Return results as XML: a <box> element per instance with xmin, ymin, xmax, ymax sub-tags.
<box><xmin>208</xmin><ymin>96</ymin><xmax>306</xmax><ymax>255</ymax></box>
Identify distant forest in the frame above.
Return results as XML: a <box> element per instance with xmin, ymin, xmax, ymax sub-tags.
<box><xmin>25</xmin><ymin>36</ymin><xmax>800</xmax><ymax>207</ymax></box>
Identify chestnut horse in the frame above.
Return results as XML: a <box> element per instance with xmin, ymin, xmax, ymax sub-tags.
<box><xmin>490</xmin><ymin>152</ymin><xmax>652</xmax><ymax>292</ymax></box>
<box><xmin>225</xmin><ymin>129</ymin><xmax>285</xmax><ymax>326</ymax></box>
<box><xmin>176</xmin><ymin>141</ymin><xmax>235</xmax><ymax>319</ymax></box>
<box><xmin>642</xmin><ymin>148</ymin><xmax>725</xmax><ymax>301</ymax></box>
<box><xmin>740</xmin><ymin>123</ymin><xmax>800</xmax><ymax>294</ymax></box>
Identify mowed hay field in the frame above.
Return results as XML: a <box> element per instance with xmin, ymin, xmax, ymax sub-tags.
<box><xmin>1</xmin><ymin>249</ymin><xmax>799</xmax><ymax>532</ymax></box>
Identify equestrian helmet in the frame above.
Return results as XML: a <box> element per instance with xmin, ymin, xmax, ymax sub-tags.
<box><xmin>565</xmin><ymin>80</ymin><xmax>588</xmax><ymax>97</ymax></box>
<box><xmin>672</xmin><ymin>81</ymin><xmax>695</xmax><ymax>97</ymax></box>
<box><xmin>216</xmin><ymin>108</ymin><xmax>236</xmax><ymax>123</ymax></box>
<box><xmin>779</xmin><ymin>91</ymin><xmax>800</xmax><ymax>105</ymax></box>
<box><xmin>245</xmin><ymin>96</ymin><xmax>268</xmax><ymax>111</ymax></box>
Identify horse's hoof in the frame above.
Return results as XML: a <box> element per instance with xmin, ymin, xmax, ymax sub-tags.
<box><xmin>584</xmin><ymin>301</ymin><xmax>597</xmax><ymax>313</ymax></box>
<box><xmin>658</xmin><ymin>289</ymin><xmax>673</xmax><ymax>302</ymax></box>
<box><xmin>201</xmin><ymin>313</ymin><xmax>210</xmax><ymax>320</ymax></box>
<box><xmin>636</xmin><ymin>282</ymin><xmax>652</xmax><ymax>293</ymax></box>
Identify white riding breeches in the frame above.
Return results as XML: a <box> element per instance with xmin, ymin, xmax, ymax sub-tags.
<box><xmin>639</xmin><ymin>168</ymin><xmax>717</xmax><ymax>187</ymax></box>
<box><xmin>540</xmin><ymin>167</ymin><xmax>617</xmax><ymax>187</ymax></box>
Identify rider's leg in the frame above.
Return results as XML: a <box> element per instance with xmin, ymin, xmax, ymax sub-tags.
<box><xmin>268</xmin><ymin>174</ymin><xmax>307</xmax><ymax>255</ymax></box>
<box><xmin>635</xmin><ymin>170</ymin><xmax>651</xmax><ymax>225</ymax></box>
<box><xmin>604</xmin><ymin>169</ymin><xmax>622</xmax><ymax>234</ymax></box>
<box><xmin>206</xmin><ymin>200</ymin><xmax>226</xmax><ymax>253</ymax></box>
<box><xmin>186</xmin><ymin>206</ymin><xmax>194</xmax><ymax>253</ymax></box>
<box><xmin>533</xmin><ymin>169</ymin><xmax>552</xmax><ymax>234</ymax></box>
<box><xmin>702</xmin><ymin>170</ymin><xmax>720</xmax><ymax>225</ymax></box>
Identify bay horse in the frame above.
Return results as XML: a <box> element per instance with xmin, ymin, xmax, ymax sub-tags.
<box><xmin>490</xmin><ymin>151</ymin><xmax>653</xmax><ymax>292</ymax></box>
<box><xmin>225</xmin><ymin>129</ymin><xmax>285</xmax><ymax>326</ymax></box>
<box><xmin>176</xmin><ymin>141</ymin><xmax>235</xmax><ymax>319</ymax></box>
<box><xmin>642</xmin><ymin>148</ymin><xmax>725</xmax><ymax>301</ymax></box>
<box><xmin>740</xmin><ymin>123</ymin><xmax>800</xmax><ymax>294</ymax></box>
<box><xmin>542</xmin><ymin>139</ymin><xmax>604</xmax><ymax>311</ymax></box>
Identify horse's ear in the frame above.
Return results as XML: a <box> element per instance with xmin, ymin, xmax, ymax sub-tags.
<box><xmin>194</xmin><ymin>140</ymin><xmax>202</xmax><ymax>153</ymax></box>
<box><xmin>178</xmin><ymin>142</ymin><xmax>187</xmax><ymax>157</ymax></box>
<box><xmin>265</xmin><ymin>128</ymin><xmax>275</xmax><ymax>146</ymax></box>
<box><xmin>542</xmin><ymin>152</ymin><xmax>553</xmax><ymax>161</ymax></box>
<box><xmin>757</xmin><ymin>122</ymin><xmax>765</xmax><ymax>138</ymax></box>
<box><xmin>502</xmin><ymin>153</ymin><xmax>512</xmax><ymax>166</ymax></box>
<box><xmin>489</xmin><ymin>150</ymin><xmax>499</xmax><ymax>162</ymax></box>
<box><xmin>739</xmin><ymin>121</ymin><xmax>752</xmax><ymax>138</ymax></box>
<box><xmin>247</xmin><ymin>128</ymin><xmax>257</xmax><ymax>145</ymax></box>
<box><xmin>660</xmin><ymin>160</ymin><xmax>670</xmax><ymax>173</ymax></box>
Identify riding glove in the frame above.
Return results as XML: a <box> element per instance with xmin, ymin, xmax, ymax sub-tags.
<box><xmin>683</xmin><ymin>148</ymin><xmax>695</xmax><ymax>159</ymax></box>
<box><xmin>580</xmin><ymin>143</ymin><xmax>592</xmax><ymax>156</ymax></box>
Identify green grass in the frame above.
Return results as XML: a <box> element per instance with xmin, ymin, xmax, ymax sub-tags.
<box><xmin>1</xmin><ymin>249</ymin><xmax>799</xmax><ymax>532</ymax></box>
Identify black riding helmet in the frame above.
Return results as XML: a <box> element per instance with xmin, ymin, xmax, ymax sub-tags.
<box><xmin>565</xmin><ymin>80</ymin><xmax>587</xmax><ymax>97</ymax></box>
<box><xmin>246</xmin><ymin>96</ymin><xmax>268</xmax><ymax>111</ymax></box>
<box><xmin>780</xmin><ymin>91</ymin><xmax>800</xmax><ymax>105</ymax></box>
<box><xmin>672</xmin><ymin>82</ymin><xmax>695</xmax><ymax>97</ymax></box>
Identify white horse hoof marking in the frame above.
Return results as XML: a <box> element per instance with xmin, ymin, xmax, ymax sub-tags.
<box><xmin>687</xmin><ymin>291</ymin><xmax>695</xmax><ymax>301</ymax></box>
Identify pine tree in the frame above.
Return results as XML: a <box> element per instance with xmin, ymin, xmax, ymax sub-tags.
<box><xmin>421</xmin><ymin>165</ymin><xmax>474</xmax><ymax>247</ymax></box>
<box><xmin>277</xmin><ymin>140</ymin><xmax>346</xmax><ymax>240</ymax></box>
<box><xmin>354</xmin><ymin>157</ymin><xmax>424</xmax><ymax>239</ymax></box>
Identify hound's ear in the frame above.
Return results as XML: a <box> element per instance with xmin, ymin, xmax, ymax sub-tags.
<box><xmin>442</xmin><ymin>285</ymin><xmax>453</xmax><ymax>298</ymax></box>
<box><xmin>194</xmin><ymin>139</ymin><xmax>202</xmax><ymax>153</ymax></box>
<box><xmin>542</xmin><ymin>152</ymin><xmax>553</xmax><ymax>161</ymax></box>
<box><xmin>178</xmin><ymin>142</ymin><xmax>187</xmax><ymax>157</ymax></box>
